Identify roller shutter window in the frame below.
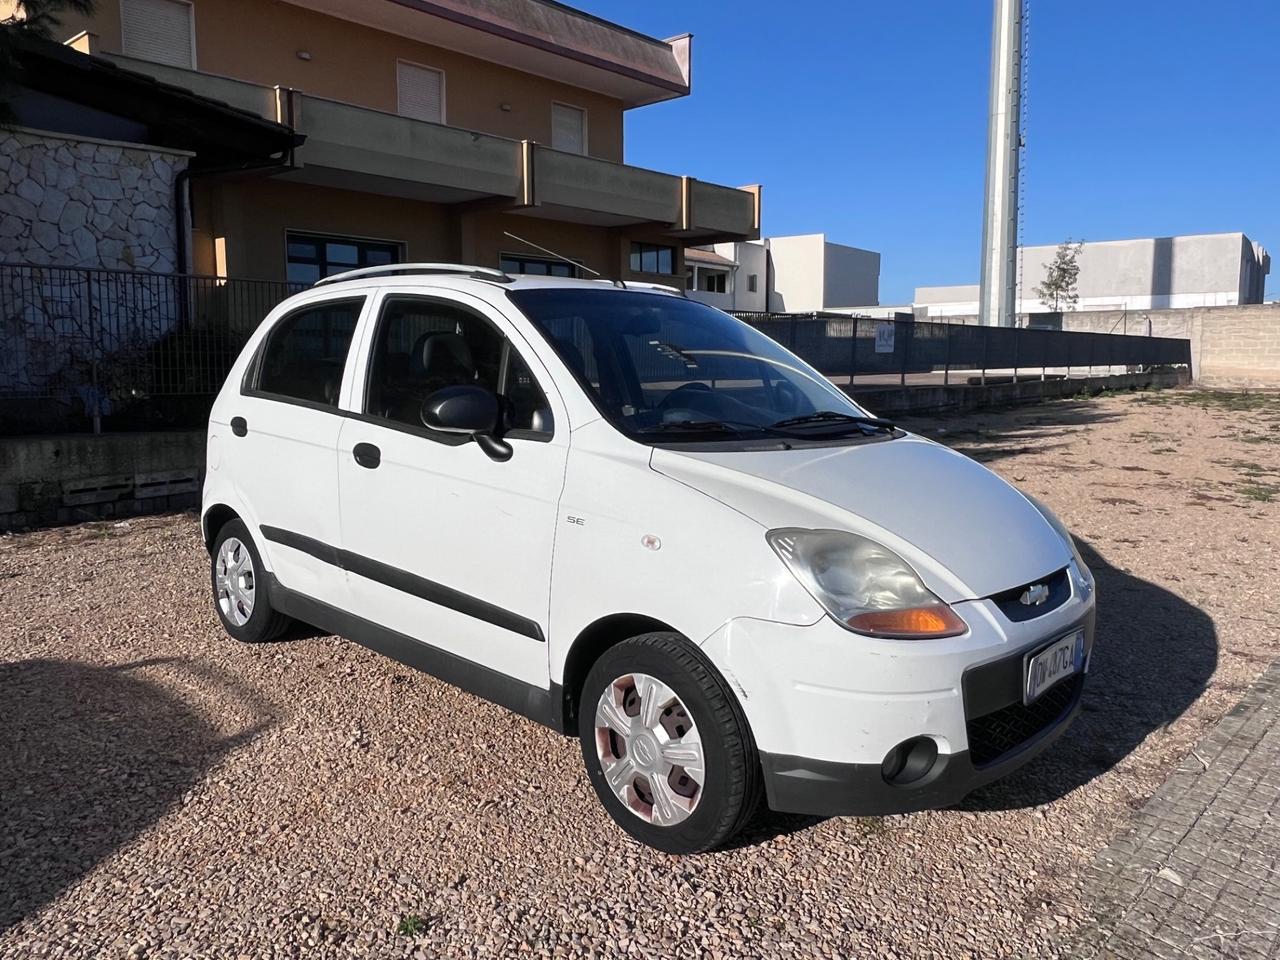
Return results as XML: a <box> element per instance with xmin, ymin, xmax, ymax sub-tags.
<box><xmin>397</xmin><ymin>61</ymin><xmax>444</xmax><ymax>124</ymax></box>
<box><xmin>121</xmin><ymin>0</ymin><xmax>195</xmax><ymax>69</ymax></box>
<box><xmin>551</xmin><ymin>102</ymin><xmax>586</xmax><ymax>155</ymax></box>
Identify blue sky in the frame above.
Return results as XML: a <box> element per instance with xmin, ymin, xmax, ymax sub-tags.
<box><xmin>585</xmin><ymin>0</ymin><xmax>1279</xmax><ymax>303</ymax></box>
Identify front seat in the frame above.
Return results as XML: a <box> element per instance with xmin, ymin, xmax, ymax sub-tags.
<box><xmin>413</xmin><ymin>332</ymin><xmax>476</xmax><ymax>388</ymax></box>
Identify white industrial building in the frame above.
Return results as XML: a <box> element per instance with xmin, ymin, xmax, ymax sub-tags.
<box><xmin>913</xmin><ymin>232</ymin><xmax>1270</xmax><ymax>320</ymax></box>
<box><xmin>686</xmin><ymin>234</ymin><xmax>880</xmax><ymax>313</ymax></box>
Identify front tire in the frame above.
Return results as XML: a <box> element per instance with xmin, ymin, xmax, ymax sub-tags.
<box><xmin>578</xmin><ymin>632</ymin><xmax>761</xmax><ymax>854</ymax></box>
<box><xmin>210</xmin><ymin>519</ymin><xmax>291</xmax><ymax>643</ymax></box>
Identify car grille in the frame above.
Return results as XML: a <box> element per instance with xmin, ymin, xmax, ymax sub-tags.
<box><xmin>989</xmin><ymin>567</ymin><xmax>1071</xmax><ymax>622</ymax></box>
<box><xmin>966</xmin><ymin>675</ymin><xmax>1082</xmax><ymax>768</ymax></box>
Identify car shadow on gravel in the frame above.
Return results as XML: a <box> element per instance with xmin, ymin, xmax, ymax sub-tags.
<box><xmin>958</xmin><ymin>540</ymin><xmax>1218</xmax><ymax>811</ymax></box>
<box><xmin>0</xmin><ymin>658</ymin><xmax>275</xmax><ymax>933</ymax></box>
<box><xmin>899</xmin><ymin>399</ymin><xmax>1128</xmax><ymax>465</ymax></box>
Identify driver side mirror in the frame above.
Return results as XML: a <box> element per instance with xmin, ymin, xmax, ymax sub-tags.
<box><xmin>421</xmin><ymin>385</ymin><xmax>512</xmax><ymax>462</ymax></box>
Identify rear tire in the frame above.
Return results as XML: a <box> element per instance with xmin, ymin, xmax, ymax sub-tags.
<box><xmin>578</xmin><ymin>632</ymin><xmax>761</xmax><ymax>854</ymax></box>
<box><xmin>210</xmin><ymin>519</ymin><xmax>291</xmax><ymax>643</ymax></box>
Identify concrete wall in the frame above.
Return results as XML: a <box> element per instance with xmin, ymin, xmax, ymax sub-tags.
<box><xmin>850</xmin><ymin>369</ymin><xmax>1190</xmax><ymax>417</ymax></box>
<box><xmin>0</xmin><ymin>368</ymin><xmax>1191</xmax><ymax>531</ymax></box>
<box><xmin>56</xmin><ymin>0</ymin><xmax>626</xmax><ymax>161</ymax></box>
<box><xmin>1057</xmin><ymin>303</ymin><xmax>1280</xmax><ymax>388</ymax></box>
<box><xmin>915</xmin><ymin>233</ymin><xmax>1271</xmax><ymax>317</ymax></box>
<box><xmin>0</xmin><ymin>127</ymin><xmax>187</xmax><ymax>271</ymax></box>
<box><xmin>0</xmin><ymin>431</ymin><xmax>204</xmax><ymax>530</ymax></box>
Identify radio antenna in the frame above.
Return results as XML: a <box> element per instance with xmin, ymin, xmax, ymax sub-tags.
<box><xmin>502</xmin><ymin>231</ymin><xmax>600</xmax><ymax>277</ymax></box>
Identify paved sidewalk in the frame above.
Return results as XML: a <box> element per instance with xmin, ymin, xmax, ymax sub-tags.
<box><xmin>1069</xmin><ymin>662</ymin><xmax>1280</xmax><ymax>959</ymax></box>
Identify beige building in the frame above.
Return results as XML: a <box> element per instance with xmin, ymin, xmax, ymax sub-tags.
<box><xmin>24</xmin><ymin>0</ymin><xmax>761</xmax><ymax>282</ymax></box>
<box><xmin>914</xmin><ymin>233</ymin><xmax>1271</xmax><ymax>320</ymax></box>
<box><xmin>686</xmin><ymin>234</ymin><xmax>881</xmax><ymax>314</ymax></box>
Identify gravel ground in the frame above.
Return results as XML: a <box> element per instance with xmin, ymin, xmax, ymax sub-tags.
<box><xmin>2</xmin><ymin>387</ymin><xmax>1278</xmax><ymax>960</ymax></box>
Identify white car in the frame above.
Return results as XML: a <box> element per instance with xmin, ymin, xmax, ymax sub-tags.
<box><xmin>203</xmin><ymin>264</ymin><xmax>1095</xmax><ymax>854</ymax></box>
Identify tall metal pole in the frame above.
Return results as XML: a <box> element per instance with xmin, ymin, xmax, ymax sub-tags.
<box><xmin>978</xmin><ymin>0</ymin><xmax>1023</xmax><ymax>328</ymax></box>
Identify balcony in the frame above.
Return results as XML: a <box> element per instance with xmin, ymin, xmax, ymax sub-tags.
<box><xmin>275</xmin><ymin>0</ymin><xmax>693</xmax><ymax>108</ymax></box>
<box><xmin>104</xmin><ymin>54</ymin><xmax>759</xmax><ymax>241</ymax></box>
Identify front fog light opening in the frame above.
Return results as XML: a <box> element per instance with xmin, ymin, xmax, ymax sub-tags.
<box><xmin>881</xmin><ymin>736</ymin><xmax>939</xmax><ymax>786</ymax></box>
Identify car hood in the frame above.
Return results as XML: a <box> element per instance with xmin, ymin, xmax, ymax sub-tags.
<box><xmin>650</xmin><ymin>434</ymin><xmax>1070</xmax><ymax>600</ymax></box>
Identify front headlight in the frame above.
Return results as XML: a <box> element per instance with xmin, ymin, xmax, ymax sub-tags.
<box><xmin>767</xmin><ymin>528</ymin><xmax>967</xmax><ymax>639</ymax></box>
<box><xmin>1026</xmin><ymin>497</ymin><xmax>1094</xmax><ymax>596</ymax></box>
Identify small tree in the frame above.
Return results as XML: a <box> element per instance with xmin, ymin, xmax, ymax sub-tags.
<box><xmin>1034</xmin><ymin>239</ymin><xmax>1085</xmax><ymax>312</ymax></box>
<box><xmin>1</xmin><ymin>0</ymin><xmax>96</xmax><ymax>126</ymax></box>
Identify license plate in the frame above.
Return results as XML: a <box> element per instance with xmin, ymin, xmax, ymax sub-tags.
<box><xmin>1024</xmin><ymin>629</ymin><xmax>1086</xmax><ymax>705</ymax></box>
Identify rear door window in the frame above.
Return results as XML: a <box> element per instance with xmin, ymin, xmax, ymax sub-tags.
<box><xmin>252</xmin><ymin>298</ymin><xmax>363</xmax><ymax>407</ymax></box>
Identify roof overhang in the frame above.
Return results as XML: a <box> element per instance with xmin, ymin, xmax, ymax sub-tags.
<box><xmin>275</xmin><ymin>0</ymin><xmax>691</xmax><ymax>107</ymax></box>
<box><xmin>9</xmin><ymin>36</ymin><xmax>302</xmax><ymax>166</ymax></box>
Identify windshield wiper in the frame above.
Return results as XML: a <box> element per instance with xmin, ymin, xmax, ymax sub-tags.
<box><xmin>637</xmin><ymin>420</ymin><xmax>742</xmax><ymax>435</ymax></box>
<box><xmin>770</xmin><ymin>411</ymin><xmax>896</xmax><ymax>432</ymax></box>
<box><xmin>637</xmin><ymin>419</ymin><xmax>797</xmax><ymax>445</ymax></box>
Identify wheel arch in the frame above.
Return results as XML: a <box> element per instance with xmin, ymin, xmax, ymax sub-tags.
<box><xmin>202</xmin><ymin>503</ymin><xmax>241</xmax><ymax>553</ymax></box>
<box><xmin>556</xmin><ymin>613</ymin><xmax>681</xmax><ymax>733</ymax></box>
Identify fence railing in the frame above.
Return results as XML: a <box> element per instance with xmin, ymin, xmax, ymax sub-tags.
<box><xmin>1</xmin><ymin>263</ymin><xmax>301</xmax><ymax>435</ymax></box>
<box><xmin>732</xmin><ymin>312</ymin><xmax>1192</xmax><ymax>387</ymax></box>
<box><xmin>0</xmin><ymin>264</ymin><xmax>1193</xmax><ymax>436</ymax></box>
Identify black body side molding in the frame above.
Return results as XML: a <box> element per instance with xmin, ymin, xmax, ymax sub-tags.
<box><xmin>265</xmin><ymin>573</ymin><xmax>567</xmax><ymax>732</ymax></box>
<box><xmin>260</xmin><ymin>525</ymin><xmax>545</xmax><ymax>642</ymax></box>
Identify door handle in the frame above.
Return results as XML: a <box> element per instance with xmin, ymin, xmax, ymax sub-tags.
<box><xmin>230</xmin><ymin>416</ymin><xmax>248</xmax><ymax>437</ymax></box>
<box><xmin>352</xmin><ymin>442</ymin><xmax>381</xmax><ymax>469</ymax></box>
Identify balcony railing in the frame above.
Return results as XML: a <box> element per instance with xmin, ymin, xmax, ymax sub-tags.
<box><xmin>104</xmin><ymin>54</ymin><xmax>759</xmax><ymax>239</ymax></box>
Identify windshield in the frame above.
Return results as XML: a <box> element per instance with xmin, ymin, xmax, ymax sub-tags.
<box><xmin>508</xmin><ymin>288</ymin><xmax>885</xmax><ymax>443</ymax></box>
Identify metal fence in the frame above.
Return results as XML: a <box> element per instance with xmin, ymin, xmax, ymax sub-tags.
<box><xmin>0</xmin><ymin>264</ymin><xmax>1193</xmax><ymax>436</ymax></box>
<box><xmin>732</xmin><ymin>312</ymin><xmax>1191</xmax><ymax>388</ymax></box>
<box><xmin>1</xmin><ymin>263</ymin><xmax>301</xmax><ymax>435</ymax></box>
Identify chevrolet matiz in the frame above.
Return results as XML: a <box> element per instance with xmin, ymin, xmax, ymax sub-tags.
<box><xmin>202</xmin><ymin>263</ymin><xmax>1096</xmax><ymax>853</ymax></box>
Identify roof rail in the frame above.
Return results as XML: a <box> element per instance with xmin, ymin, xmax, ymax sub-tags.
<box><xmin>313</xmin><ymin>263</ymin><xmax>512</xmax><ymax>286</ymax></box>
<box><xmin>609</xmin><ymin>279</ymin><xmax>687</xmax><ymax>297</ymax></box>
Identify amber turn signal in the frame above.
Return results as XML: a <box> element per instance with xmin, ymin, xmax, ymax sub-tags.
<box><xmin>845</xmin><ymin>604</ymin><xmax>967</xmax><ymax>639</ymax></box>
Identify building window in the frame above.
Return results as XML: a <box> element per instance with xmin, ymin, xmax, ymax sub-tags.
<box><xmin>748</xmin><ymin>273</ymin><xmax>758</xmax><ymax>293</ymax></box>
<box><xmin>286</xmin><ymin>232</ymin><xmax>401</xmax><ymax>285</ymax></box>
<box><xmin>397</xmin><ymin>61</ymin><xmax>444</xmax><ymax>124</ymax></box>
<box><xmin>551</xmin><ymin>102</ymin><xmax>586</xmax><ymax>154</ymax></box>
<box><xmin>121</xmin><ymin>0</ymin><xmax>195</xmax><ymax>69</ymax></box>
<box><xmin>700</xmin><ymin>271</ymin><xmax>727</xmax><ymax>294</ymax></box>
<box><xmin>629</xmin><ymin>242</ymin><xmax>675</xmax><ymax>275</ymax></box>
<box><xmin>500</xmin><ymin>255</ymin><xmax>580</xmax><ymax>278</ymax></box>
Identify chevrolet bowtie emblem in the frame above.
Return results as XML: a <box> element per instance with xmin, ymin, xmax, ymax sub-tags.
<box><xmin>1020</xmin><ymin>583</ymin><xmax>1050</xmax><ymax>606</ymax></box>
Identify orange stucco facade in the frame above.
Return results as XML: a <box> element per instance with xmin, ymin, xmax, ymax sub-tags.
<box><xmin>53</xmin><ymin>0</ymin><xmax>624</xmax><ymax>161</ymax></box>
<box><xmin>30</xmin><ymin>0</ymin><xmax>757</xmax><ymax>284</ymax></box>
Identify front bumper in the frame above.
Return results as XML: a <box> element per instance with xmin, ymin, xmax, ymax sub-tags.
<box><xmin>761</xmin><ymin>673</ymin><xmax>1084</xmax><ymax>816</ymax></box>
<box><xmin>701</xmin><ymin>574</ymin><xmax>1096</xmax><ymax>817</ymax></box>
